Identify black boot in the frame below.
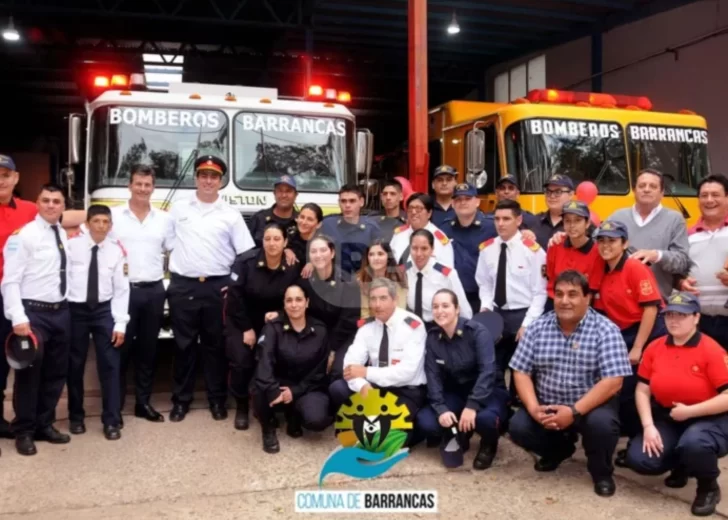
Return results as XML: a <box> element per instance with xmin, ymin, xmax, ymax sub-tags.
<box><xmin>692</xmin><ymin>479</ymin><xmax>721</xmax><ymax>516</ymax></box>
<box><xmin>262</xmin><ymin>427</ymin><xmax>280</xmax><ymax>454</ymax></box>
<box><xmin>473</xmin><ymin>437</ymin><xmax>498</xmax><ymax>470</ymax></box>
<box><xmin>286</xmin><ymin>412</ymin><xmax>303</xmax><ymax>438</ymax></box>
<box><xmin>665</xmin><ymin>466</ymin><xmax>689</xmax><ymax>489</ymax></box>
<box><xmin>234</xmin><ymin>399</ymin><xmax>249</xmax><ymax>431</ymax></box>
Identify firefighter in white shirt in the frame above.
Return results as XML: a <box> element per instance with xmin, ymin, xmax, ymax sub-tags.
<box><xmin>475</xmin><ymin>199</ymin><xmax>547</xmax><ymax>390</ymax></box>
<box><xmin>167</xmin><ymin>155</ymin><xmax>255</xmax><ymax>423</ymax></box>
<box><xmin>390</xmin><ymin>193</ymin><xmax>454</xmax><ymax>267</ymax></box>
<box><xmin>329</xmin><ymin>278</ymin><xmax>427</xmax><ymax>445</ymax></box>
<box><xmin>405</xmin><ymin>229</ymin><xmax>472</xmax><ymax>328</ymax></box>
<box><xmin>66</xmin><ymin>205</ymin><xmax>130</xmax><ymax>441</ymax></box>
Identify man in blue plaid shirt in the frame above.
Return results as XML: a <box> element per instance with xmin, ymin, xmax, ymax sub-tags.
<box><xmin>508</xmin><ymin>270</ymin><xmax>632</xmax><ymax>498</ymax></box>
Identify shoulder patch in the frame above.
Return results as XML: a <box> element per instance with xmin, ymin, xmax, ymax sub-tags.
<box><xmin>432</xmin><ymin>263</ymin><xmax>452</xmax><ymax>276</ymax></box>
<box><xmin>433</xmin><ymin>229</ymin><xmax>449</xmax><ymax>245</ymax></box>
<box><xmin>479</xmin><ymin>238</ymin><xmax>495</xmax><ymax>251</ymax></box>
<box><xmin>357</xmin><ymin>317</ymin><xmax>375</xmax><ymax>328</ymax></box>
<box><xmin>404</xmin><ymin>316</ymin><xmax>422</xmax><ymax>329</ymax></box>
<box><xmin>67</xmin><ymin>229</ymin><xmax>83</xmax><ymax>239</ymax></box>
<box><xmin>394</xmin><ymin>224</ymin><xmax>410</xmax><ymax>234</ymax></box>
<box><xmin>523</xmin><ymin>238</ymin><xmax>541</xmax><ymax>252</ymax></box>
<box><xmin>10</xmin><ymin>227</ymin><xmax>21</xmax><ymax>236</ymax></box>
<box><xmin>114</xmin><ymin>239</ymin><xmax>128</xmax><ymax>257</ymax></box>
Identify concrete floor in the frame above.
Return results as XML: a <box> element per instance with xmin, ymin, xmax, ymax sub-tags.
<box><xmin>1</xmin><ymin>394</ymin><xmax>724</xmax><ymax>520</ymax></box>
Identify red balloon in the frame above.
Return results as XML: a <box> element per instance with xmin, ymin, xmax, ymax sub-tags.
<box><xmin>394</xmin><ymin>176</ymin><xmax>414</xmax><ymax>208</ymax></box>
<box><xmin>576</xmin><ymin>181</ymin><xmax>599</xmax><ymax>205</ymax></box>
<box><xmin>589</xmin><ymin>209</ymin><xmax>602</xmax><ymax>226</ymax></box>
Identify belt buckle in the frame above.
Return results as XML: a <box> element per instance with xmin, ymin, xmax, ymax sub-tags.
<box><xmin>53</xmin><ymin>303</ymin><xmax>60</xmax><ymax>310</ymax></box>
<box><xmin>198</xmin><ymin>277</ymin><xmax>206</xmax><ymax>283</ymax></box>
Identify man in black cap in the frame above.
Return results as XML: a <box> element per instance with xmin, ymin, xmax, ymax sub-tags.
<box><xmin>370</xmin><ymin>179</ymin><xmax>406</xmax><ymax>243</ymax></box>
<box><xmin>248</xmin><ymin>175</ymin><xmax>299</xmax><ymax>248</ymax></box>
<box><xmin>431</xmin><ymin>165</ymin><xmax>458</xmax><ymax>228</ymax></box>
<box><xmin>166</xmin><ymin>155</ymin><xmax>255</xmax><ymax>423</ymax></box>
<box><xmin>531</xmin><ymin>174</ymin><xmax>575</xmax><ymax>249</ymax></box>
<box><xmin>493</xmin><ymin>175</ymin><xmax>539</xmax><ymax>229</ymax></box>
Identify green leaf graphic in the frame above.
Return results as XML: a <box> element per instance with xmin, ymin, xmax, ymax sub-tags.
<box><xmin>377</xmin><ymin>429</ymin><xmax>407</xmax><ymax>458</ymax></box>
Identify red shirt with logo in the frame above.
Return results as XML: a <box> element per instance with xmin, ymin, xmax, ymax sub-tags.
<box><xmin>0</xmin><ymin>198</ymin><xmax>37</xmax><ymax>281</ymax></box>
<box><xmin>593</xmin><ymin>253</ymin><xmax>662</xmax><ymax>330</ymax></box>
<box><xmin>638</xmin><ymin>332</ymin><xmax>728</xmax><ymax>407</ymax></box>
<box><xmin>546</xmin><ymin>238</ymin><xmax>604</xmax><ymax>298</ymax></box>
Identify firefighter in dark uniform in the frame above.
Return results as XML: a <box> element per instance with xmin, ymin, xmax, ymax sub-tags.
<box><xmin>444</xmin><ymin>183</ymin><xmax>495</xmax><ymax>312</ymax></box>
<box><xmin>371</xmin><ymin>179</ymin><xmax>407</xmax><ymax>243</ymax></box>
<box><xmin>255</xmin><ymin>284</ymin><xmax>333</xmax><ymax>454</ymax></box>
<box><xmin>490</xmin><ymin>175</ymin><xmax>539</xmax><ymax>229</ymax></box>
<box><xmin>532</xmin><ymin>174</ymin><xmax>575</xmax><ymax>250</ymax></box>
<box><xmin>226</xmin><ymin>223</ymin><xmax>302</xmax><ymax>430</ymax></box>
<box><xmin>284</xmin><ymin>202</ymin><xmax>323</xmax><ymax>264</ymax></box>
<box><xmin>1</xmin><ymin>184</ymin><xmax>72</xmax><ymax>455</ymax></box>
<box><xmin>626</xmin><ymin>292</ymin><xmax>728</xmax><ymax>517</ymax></box>
<box><xmin>167</xmin><ymin>155</ymin><xmax>255</xmax><ymax>423</ymax></box>
<box><xmin>417</xmin><ymin>289</ymin><xmax>510</xmax><ymax>470</ymax></box>
<box><xmin>431</xmin><ymin>165</ymin><xmax>457</xmax><ymax>227</ymax></box>
<box><xmin>248</xmin><ymin>175</ymin><xmax>298</xmax><ymax>248</ymax></box>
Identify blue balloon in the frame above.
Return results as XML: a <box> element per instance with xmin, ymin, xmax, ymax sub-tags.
<box><xmin>318</xmin><ymin>446</ymin><xmax>409</xmax><ymax>486</ymax></box>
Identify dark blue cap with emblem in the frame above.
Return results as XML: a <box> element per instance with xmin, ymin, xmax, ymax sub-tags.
<box><xmin>0</xmin><ymin>154</ymin><xmax>16</xmax><ymax>171</ymax></box>
<box><xmin>433</xmin><ymin>165</ymin><xmax>457</xmax><ymax>178</ymax></box>
<box><xmin>194</xmin><ymin>155</ymin><xmax>227</xmax><ymax>176</ymax></box>
<box><xmin>543</xmin><ymin>174</ymin><xmax>574</xmax><ymax>190</ymax></box>
<box><xmin>453</xmin><ymin>183</ymin><xmax>477</xmax><ymax>198</ymax></box>
<box><xmin>274</xmin><ymin>175</ymin><xmax>297</xmax><ymax>190</ymax></box>
<box><xmin>562</xmin><ymin>200</ymin><xmax>590</xmax><ymax>218</ymax></box>
<box><xmin>496</xmin><ymin>174</ymin><xmax>518</xmax><ymax>187</ymax></box>
<box><xmin>594</xmin><ymin>220</ymin><xmax>628</xmax><ymax>240</ymax></box>
<box><xmin>664</xmin><ymin>292</ymin><xmax>700</xmax><ymax>314</ymax></box>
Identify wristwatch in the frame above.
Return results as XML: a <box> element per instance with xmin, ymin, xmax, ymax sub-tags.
<box><xmin>569</xmin><ymin>405</ymin><xmax>582</xmax><ymax>425</ymax></box>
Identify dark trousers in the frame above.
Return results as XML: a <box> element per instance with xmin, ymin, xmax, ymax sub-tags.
<box><xmin>495</xmin><ymin>307</ymin><xmax>527</xmax><ymax>392</ymax></box>
<box><xmin>120</xmin><ymin>282</ymin><xmax>165</xmax><ymax>407</ymax></box>
<box><xmin>225</xmin><ymin>321</ymin><xmax>256</xmax><ymax>400</ymax></box>
<box><xmin>329</xmin><ymin>344</ymin><xmax>351</xmax><ymax>382</ymax></box>
<box><xmin>508</xmin><ymin>398</ymin><xmax>621</xmax><ymax>480</ymax></box>
<box><xmin>700</xmin><ymin>314</ymin><xmax>728</xmax><ymax>352</ymax></box>
<box><xmin>416</xmin><ymin>387</ymin><xmax>510</xmax><ymax>442</ymax></box>
<box><xmin>544</xmin><ymin>298</ymin><xmax>554</xmax><ymax>313</ymax></box>
<box><xmin>626</xmin><ymin>409</ymin><xmax>728</xmax><ymax>481</ymax></box>
<box><xmin>12</xmin><ymin>303</ymin><xmax>71</xmax><ymax>435</ymax></box>
<box><xmin>68</xmin><ymin>302</ymin><xmax>121</xmax><ymax>427</ymax></box>
<box><xmin>168</xmin><ymin>274</ymin><xmax>228</xmax><ymax>407</ymax></box>
<box><xmin>466</xmin><ymin>292</ymin><xmax>481</xmax><ymax>315</ymax></box>
<box><xmin>254</xmin><ymin>389</ymin><xmax>333</xmax><ymax>432</ymax></box>
<box><xmin>620</xmin><ymin>316</ymin><xmax>666</xmax><ymax>438</ymax></box>
<box><xmin>0</xmin><ymin>292</ymin><xmax>12</xmax><ymax>421</ymax></box>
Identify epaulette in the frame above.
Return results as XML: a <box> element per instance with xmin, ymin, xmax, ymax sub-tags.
<box><xmin>10</xmin><ymin>227</ymin><xmax>21</xmax><ymax>236</ymax></box>
<box><xmin>67</xmin><ymin>229</ymin><xmax>83</xmax><ymax>239</ymax></box>
<box><xmin>404</xmin><ymin>316</ymin><xmax>422</xmax><ymax>329</ymax></box>
<box><xmin>478</xmin><ymin>238</ymin><xmax>495</xmax><ymax>251</ymax></box>
<box><xmin>357</xmin><ymin>317</ymin><xmax>375</xmax><ymax>328</ymax></box>
<box><xmin>115</xmin><ymin>239</ymin><xmax>128</xmax><ymax>257</ymax></box>
<box><xmin>393</xmin><ymin>224</ymin><xmax>410</xmax><ymax>234</ymax></box>
<box><xmin>433</xmin><ymin>229</ymin><xmax>449</xmax><ymax>245</ymax></box>
<box><xmin>432</xmin><ymin>263</ymin><xmax>452</xmax><ymax>276</ymax></box>
<box><xmin>523</xmin><ymin>238</ymin><xmax>541</xmax><ymax>252</ymax></box>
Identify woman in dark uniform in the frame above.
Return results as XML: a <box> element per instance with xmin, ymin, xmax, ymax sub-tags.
<box><xmin>416</xmin><ymin>289</ymin><xmax>509</xmax><ymax>470</ymax></box>
<box><xmin>285</xmin><ymin>202</ymin><xmax>323</xmax><ymax>265</ymax></box>
<box><xmin>592</xmin><ymin>220</ymin><xmax>666</xmax><ymax>466</ymax></box>
<box><xmin>226</xmin><ymin>223</ymin><xmax>302</xmax><ymax>431</ymax></box>
<box><xmin>625</xmin><ymin>292</ymin><xmax>728</xmax><ymax>517</ymax></box>
<box><xmin>255</xmin><ymin>284</ymin><xmax>333</xmax><ymax>454</ymax></box>
<box><xmin>357</xmin><ymin>240</ymin><xmax>408</xmax><ymax>318</ymax></box>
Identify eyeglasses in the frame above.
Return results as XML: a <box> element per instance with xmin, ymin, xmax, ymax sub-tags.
<box><xmin>545</xmin><ymin>189</ymin><xmax>572</xmax><ymax>197</ymax></box>
<box><xmin>407</xmin><ymin>206</ymin><xmax>427</xmax><ymax>213</ymax></box>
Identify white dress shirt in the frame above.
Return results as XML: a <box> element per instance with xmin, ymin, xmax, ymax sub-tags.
<box><xmin>343</xmin><ymin>307</ymin><xmax>427</xmax><ymax>392</ymax></box>
<box><xmin>405</xmin><ymin>256</ymin><xmax>472</xmax><ymax>322</ymax></box>
<box><xmin>475</xmin><ymin>231</ymin><xmax>547</xmax><ymax>328</ymax></box>
<box><xmin>67</xmin><ymin>233</ymin><xmax>130</xmax><ymax>333</ymax></box>
<box><xmin>2</xmin><ymin>215</ymin><xmax>69</xmax><ymax>326</ymax></box>
<box><xmin>632</xmin><ymin>204</ymin><xmax>663</xmax><ymax>227</ymax></box>
<box><xmin>390</xmin><ymin>221</ymin><xmax>454</xmax><ymax>267</ymax></box>
<box><xmin>110</xmin><ymin>203</ymin><xmax>174</xmax><ymax>283</ymax></box>
<box><xmin>168</xmin><ymin>195</ymin><xmax>255</xmax><ymax>277</ymax></box>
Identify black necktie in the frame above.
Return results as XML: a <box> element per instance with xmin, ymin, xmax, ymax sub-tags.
<box><xmin>414</xmin><ymin>272</ymin><xmax>424</xmax><ymax>320</ymax></box>
<box><xmin>51</xmin><ymin>225</ymin><xmax>67</xmax><ymax>296</ymax></box>
<box><xmin>378</xmin><ymin>324</ymin><xmax>389</xmax><ymax>367</ymax></box>
<box><xmin>494</xmin><ymin>243</ymin><xmax>508</xmax><ymax>308</ymax></box>
<box><xmin>87</xmin><ymin>245</ymin><xmax>99</xmax><ymax>307</ymax></box>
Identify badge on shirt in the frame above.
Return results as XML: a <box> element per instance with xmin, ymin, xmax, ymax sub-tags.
<box><xmin>392</xmin><ymin>359</ymin><xmax>401</xmax><ymax>365</ymax></box>
<box><xmin>436</xmin><ymin>359</ymin><xmax>445</xmax><ymax>365</ymax></box>
<box><xmin>541</xmin><ymin>265</ymin><xmax>547</xmax><ymax>279</ymax></box>
<box><xmin>640</xmin><ymin>280</ymin><xmax>654</xmax><ymax>296</ymax></box>
<box><xmin>123</xmin><ymin>263</ymin><xmax>129</xmax><ymax>276</ymax></box>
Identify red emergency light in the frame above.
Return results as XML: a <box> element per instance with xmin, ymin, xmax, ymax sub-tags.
<box><xmin>110</xmin><ymin>74</ymin><xmax>128</xmax><ymax>87</ymax></box>
<box><xmin>527</xmin><ymin>89</ymin><xmax>653</xmax><ymax>111</ymax></box>
<box><xmin>306</xmin><ymin>84</ymin><xmax>351</xmax><ymax>104</ymax></box>
<box><xmin>93</xmin><ymin>76</ymin><xmax>110</xmax><ymax>88</ymax></box>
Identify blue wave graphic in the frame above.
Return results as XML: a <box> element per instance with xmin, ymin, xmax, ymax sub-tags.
<box><xmin>318</xmin><ymin>446</ymin><xmax>410</xmax><ymax>486</ymax></box>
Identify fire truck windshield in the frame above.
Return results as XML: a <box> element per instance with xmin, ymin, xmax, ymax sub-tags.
<box><xmin>505</xmin><ymin>118</ymin><xmax>629</xmax><ymax>195</ymax></box>
<box><xmin>89</xmin><ymin>106</ymin><xmax>228</xmax><ymax>189</ymax></box>
<box><xmin>233</xmin><ymin>112</ymin><xmax>351</xmax><ymax>193</ymax></box>
<box><xmin>627</xmin><ymin>124</ymin><xmax>710</xmax><ymax>196</ymax></box>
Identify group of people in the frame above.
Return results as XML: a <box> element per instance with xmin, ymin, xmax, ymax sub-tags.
<box><xmin>1</xmin><ymin>153</ymin><xmax>728</xmax><ymax>517</ymax></box>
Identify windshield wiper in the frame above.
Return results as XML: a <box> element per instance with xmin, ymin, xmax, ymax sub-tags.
<box><xmin>664</xmin><ymin>173</ymin><xmax>691</xmax><ymax>220</ymax></box>
<box><xmin>161</xmin><ymin>128</ymin><xmax>203</xmax><ymax>211</ymax></box>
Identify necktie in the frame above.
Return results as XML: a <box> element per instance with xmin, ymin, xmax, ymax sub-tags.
<box><xmin>414</xmin><ymin>272</ymin><xmax>424</xmax><ymax>320</ymax></box>
<box><xmin>494</xmin><ymin>243</ymin><xmax>508</xmax><ymax>309</ymax></box>
<box><xmin>378</xmin><ymin>324</ymin><xmax>389</xmax><ymax>367</ymax></box>
<box><xmin>87</xmin><ymin>245</ymin><xmax>99</xmax><ymax>307</ymax></box>
<box><xmin>51</xmin><ymin>225</ymin><xmax>67</xmax><ymax>296</ymax></box>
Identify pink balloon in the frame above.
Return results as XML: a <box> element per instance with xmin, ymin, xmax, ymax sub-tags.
<box><xmin>589</xmin><ymin>209</ymin><xmax>602</xmax><ymax>226</ymax></box>
<box><xmin>576</xmin><ymin>181</ymin><xmax>599</xmax><ymax>205</ymax></box>
<box><xmin>394</xmin><ymin>176</ymin><xmax>414</xmax><ymax>208</ymax></box>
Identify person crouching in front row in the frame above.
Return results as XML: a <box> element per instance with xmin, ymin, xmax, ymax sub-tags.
<box><xmin>66</xmin><ymin>204</ymin><xmax>130</xmax><ymax>440</ymax></box>
<box><xmin>255</xmin><ymin>284</ymin><xmax>333</xmax><ymax>453</ymax></box>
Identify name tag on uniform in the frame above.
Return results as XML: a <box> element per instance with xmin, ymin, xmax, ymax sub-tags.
<box><xmin>392</xmin><ymin>359</ymin><xmax>401</xmax><ymax>365</ymax></box>
<box><xmin>436</xmin><ymin>359</ymin><xmax>445</xmax><ymax>365</ymax></box>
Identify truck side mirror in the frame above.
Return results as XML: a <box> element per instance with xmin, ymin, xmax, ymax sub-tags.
<box><xmin>466</xmin><ymin>128</ymin><xmax>486</xmax><ymax>175</ymax></box>
<box><xmin>356</xmin><ymin>129</ymin><xmax>374</xmax><ymax>177</ymax></box>
<box><xmin>68</xmin><ymin>114</ymin><xmax>83</xmax><ymax>166</ymax></box>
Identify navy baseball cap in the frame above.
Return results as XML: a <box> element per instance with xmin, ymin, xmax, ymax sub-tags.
<box><xmin>594</xmin><ymin>220</ymin><xmax>628</xmax><ymax>240</ymax></box>
<box><xmin>543</xmin><ymin>174</ymin><xmax>574</xmax><ymax>190</ymax></box>
<box><xmin>274</xmin><ymin>175</ymin><xmax>297</xmax><ymax>190</ymax></box>
<box><xmin>194</xmin><ymin>155</ymin><xmax>227</xmax><ymax>176</ymax></box>
<box><xmin>433</xmin><ymin>165</ymin><xmax>458</xmax><ymax>178</ymax></box>
<box><xmin>0</xmin><ymin>155</ymin><xmax>16</xmax><ymax>171</ymax></box>
<box><xmin>562</xmin><ymin>200</ymin><xmax>590</xmax><ymax>219</ymax></box>
<box><xmin>496</xmin><ymin>174</ymin><xmax>518</xmax><ymax>187</ymax></box>
<box><xmin>453</xmin><ymin>183</ymin><xmax>477</xmax><ymax>198</ymax></box>
<box><xmin>664</xmin><ymin>292</ymin><xmax>700</xmax><ymax>314</ymax></box>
